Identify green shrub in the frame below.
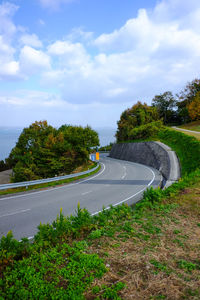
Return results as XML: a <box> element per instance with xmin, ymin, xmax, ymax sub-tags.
<box><xmin>158</xmin><ymin>128</ymin><xmax>200</xmax><ymax>175</ymax></box>
<box><xmin>0</xmin><ymin>241</ymin><xmax>107</xmax><ymax>299</ymax></box>
<box><xmin>128</xmin><ymin>120</ymin><xmax>163</xmax><ymax>140</ymax></box>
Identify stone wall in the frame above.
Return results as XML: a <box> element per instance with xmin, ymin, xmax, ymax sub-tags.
<box><xmin>109</xmin><ymin>142</ymin><xmax>181</xmax><ymax>187</ymax></box>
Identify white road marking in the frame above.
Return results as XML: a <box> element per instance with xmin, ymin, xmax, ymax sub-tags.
<box><xmin>0</xmin><ymin>163</ymin><xmax>106</xmax><ymax>201</ymax></box>
<box><xmin>92</xmin><ymin>165</ymin><xmax>156</xmax><ymax>216</ymax></box>
<box><xmin>0</xmin><ymin>209</ymin><xmax>31</xmax><ymax>218</ymax></box>
<box><xmin>121</xmin><ymin>166</ymin><xmax>126</xmax><ymax>179</ymax></box>
<box><xmin>81</xmin><ymin>191</ymin><xmax>92</xmax><ymax>195</ymax></box>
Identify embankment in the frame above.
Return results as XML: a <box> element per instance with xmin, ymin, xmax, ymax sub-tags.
<box><xmin>110</xmin><ymin>141</ymin><xmax>180</xmax><ymax>188</ymax></box>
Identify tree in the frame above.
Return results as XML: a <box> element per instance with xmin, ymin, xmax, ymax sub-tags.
<box><xmin>116</xmin><ymin>101</ymin><xmax>159</xmax><ymax>142</ymax></box>
<box><xmin>9</xmin><ymin>121</ymin><xmax>99</xmax><ymax>182</ymax></box>
<box><xmin>177</xmin><ymin>79</ymin><xmax>200</xmax><ymax>123</ymax></box>
<box><xmin>152</xmin><ymin>91</ymin><xmax>177</xmax><ymax>124</ymax></box>
<box><xmin>187</xmin><ymin>91</ymin><xmax>200</xmax><ymax>121</ymax></box>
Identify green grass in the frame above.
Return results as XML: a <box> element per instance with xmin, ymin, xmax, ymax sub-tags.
<box><xmin>158</xmin><ymin>128</ymin><xmax>200</xmax><ymax>175</ymax></box>
<box><xmin>1</xmin><ymin>127</ymin><xmax>200</xmax><ymax>299</ymax></box>
<box><xmin>179</xmin><ymin>120</ymin><xmax>200</xmax><ymax>132</ymax></box>
<box><xmin>0</xmin><ymin>162</ymin><xmax>100</xmax><ymax>197</ymax></box>
<box><xmin>1</xmin><ymin>168</ymin><xmax>200</xmax><ymax>299</ymax></box>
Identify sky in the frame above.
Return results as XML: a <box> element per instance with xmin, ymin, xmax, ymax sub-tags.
<box><xmin>0</xmin><ymin>0</ymin><xmax>200</xmax><ymax>130</ymax></box>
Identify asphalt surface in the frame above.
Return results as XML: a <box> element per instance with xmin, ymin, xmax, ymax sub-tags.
<box><xmin>0</xmin><ymin>154</ymin><xmax>161</xmax><ymax>240</ymax></box>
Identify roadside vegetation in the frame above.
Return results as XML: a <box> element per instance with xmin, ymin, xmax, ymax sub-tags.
<box><xmin>179</xmin><ymin>120</ymin><xmax>200</xmax><ymax>132</ymax></box>
<box><xmin>2</xmin><ymin>121</ymin><xmax>99</xmax><ymax>182</ymax></box>
<box><xmin>1</xmin><ymin>119</ymin><xmax>200</xmax><ymax>299</ymax></box>
<box><xmin>1</xmin><ymin>78</ymin><xmax>200</xmax><ymax>298</ymax></box>
<box><xmin>0</xmin><ymin>161</ymin><xmax>100</xmax><ymax>197</ymax></box>
<box><xmin>1</xmin><ymin>167</ymin><xmax>200</xmax><ymax>299</ymax></box>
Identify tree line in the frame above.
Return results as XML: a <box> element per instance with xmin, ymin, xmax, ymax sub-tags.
<box><xmin>116</xmin><ymin>78</ymin><xmax>200</xmax><ymax>142</ymax></box>
<box><xmin>4</xmin><ymin>121</ymin><xmax>99</xmax><ymax>182</ymax></box>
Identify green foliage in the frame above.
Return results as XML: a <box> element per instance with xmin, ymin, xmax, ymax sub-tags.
<box><xmin>0</xmin><ymin>159</ymin><xmax>10</xmax><ymax>172</ymax></box>
<box><xmin>9</xmin><ymin>121</ymin><xmax>99</xmax><ymax>182</ymax></box>
<box><xmin>92</xmin><ymin>282</ymin><xmax>125</xmax><ymax>299</ymax></box>
<box><xmin>128</xmin><ymin>120</ymin><xmax>163</xmax><ymax>140</ymax></box>
<box><xmin>0</xmin><ymin>241</ymin><xmax>107</xmax><ymax>299</ymax></box>
<box><xmin>98</xmin><ymin>143</ymin><xmax>114</xmax><ymax>152</ymax></box>
<box><xmin>1</xmin><ymin>159</ymin><xmax>200</xmax><ymax>298</ymax></box>
<box><xmin>177</xmin><ymin>78</ymin><xmax>200</xmax><ymax>123</ymax></box>
<box><xmin>150</xmin><ymin>259</ymin><xmax>172</xmax><ymax>275</ymax></box>
<box><xmin>116</xmin><ymin>101</ymin><xmax>159</xmax><ymax>142</ymax></box>
<box><xmin>158</xmin><ymin>127</ymin><xmax>200</xmax><ymax>175</ymax></box>
<box><xmin>177</xmin><ymin>259</ymin><xmax>200</xmax><ymax>272</ymax></box>
<box><xmin>152</xmin><ymin>91</ymin><xmax>177</xmax><ymax>124</ymax></box>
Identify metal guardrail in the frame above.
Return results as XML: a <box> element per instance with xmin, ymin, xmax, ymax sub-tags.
<box><xmin>0</xmin><ymin>163</ymin><xmax>100</xmax><ymax>191</ymax></box>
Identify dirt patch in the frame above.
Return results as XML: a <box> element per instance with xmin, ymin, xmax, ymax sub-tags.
<box><xmin>0</xmin><ymin>169</ymin><xmax>12</xmax><ymax>184</ymax></box>
<box><xmin>85</xmin><ymin>181</ymin><xmax>200</xmax><ymax>299</ymax></box>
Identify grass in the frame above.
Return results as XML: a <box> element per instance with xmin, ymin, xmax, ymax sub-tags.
<box><xmin>1</xmin><ymin>169</ymin><xmax>200</xmax><ymax>299</ymax></box>
<box><xmin>173</xmin><ymin>128</ymin><xmax>200</xmax><ymax>140</ymax></box>
<box><xmin>1</xmin><ymin>129</ymin><xmax>200</xmax><ymax>299</ymax></box>
<box><xmin>174</xmin><ymin>120</ymin><xmax>200</xmax><ymax>140</ymax></box>
<box><xmin>180</xmin><ymin>120</ymin><xmax>200</xmax><ymax>132</ymax></box>
<box><xmin>84</xmin><ymin>178</ymin><xmax>200</xmax><ymax>299</ymax></box>
<box><xmin>0</xmin><ymin>162</ymin><xmax>100</xmax><ymax>197</ymax></box>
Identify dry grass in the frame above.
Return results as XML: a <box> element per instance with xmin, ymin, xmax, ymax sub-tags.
<box><xmin>180</xmin><ymin>121</ymin><xmax>200</xmax><ymax>132</ymax></box>
<box><xmin>85</xmin><ymin>182</ymin><xmax>200</xmax><ymax>299</ymax></box>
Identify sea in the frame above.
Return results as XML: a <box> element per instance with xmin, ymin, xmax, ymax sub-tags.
<box><xmin>0</xmin><ymin>127</ymin><xmax>116</xmax><ymax>161</ymax></box>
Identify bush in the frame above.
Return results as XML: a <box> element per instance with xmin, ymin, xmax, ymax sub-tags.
<box><xmin>128</xmin><ymin>120</ymin><xmax>163</xmax><ymax>140</ymax></box>
<box><xmin>158</xmin><ymin>128</ymin><xmax>200</xmax><ymax>175</ymax></box>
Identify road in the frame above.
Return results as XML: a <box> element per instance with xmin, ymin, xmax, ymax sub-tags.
<box><xmin>0</xmin><ymin>154</ymin><xmax>161</xmax><ymax>240</ymax></box>
<box><xmin>172</xmin><ymin>126</ymin><xmax>200</xmax><ymax>134</ymax></box>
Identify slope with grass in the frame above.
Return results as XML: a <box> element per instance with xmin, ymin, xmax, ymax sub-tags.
<box><xmin>173</xmin><ymin>120</ymin><xmax>200</xmax><ymax>140</ymax></box>
<box><xmin>179</xmin><ymin>120</ymin><xmax>200</xmax><ymax>132</ymax></box>
<box><xmin>0</xmin><ymin>130</ymin><xmax>200</xmax><ymax>299</ymax></box>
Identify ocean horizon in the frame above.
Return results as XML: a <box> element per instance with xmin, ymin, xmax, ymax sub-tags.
<box><xmin>0</xmin><ymin>126</ymin><xmax>116</xmax><ymax>161</ymax></box>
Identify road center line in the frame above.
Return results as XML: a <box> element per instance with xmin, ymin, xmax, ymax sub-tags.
<box><xmin>81</xmin><ymin>191</ymin><xmax>92</xmax><ymax>195</ymax></box>
<box><xmin>92</xmin><ymin>164</ymin><xmax>156</xmax><ymax>216</ymax></box>
<box><xmin>0</xmin><ymin>209</ymin><xmax>31</xmax><ymax>218</ymax></box>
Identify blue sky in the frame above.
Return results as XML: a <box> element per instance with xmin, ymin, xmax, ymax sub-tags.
<box><xmin>0</xmin><ymin>0</ymin><xmax>200</xmax><ymax>129</ymax></box>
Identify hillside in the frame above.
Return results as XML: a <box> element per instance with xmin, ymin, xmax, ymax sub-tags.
<box><xmin>173</xmin><ymin>121</ymin><xmax>200</xmax><ymax>141</ymax></box>
<box><xmin>1</xmin><ymin>129</ymin><xmax>200</xmax><ymax>299</ymax></box>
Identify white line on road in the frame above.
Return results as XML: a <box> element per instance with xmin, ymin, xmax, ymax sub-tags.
<box><xmin>92</xmin><ymin>165</ymin><xmax>156</xmax><ymax>216</ymax></box>
<box><xmin>81</xmin><ymin>191</ymin><xmax>92</xmax><ymax>195</ymax></box>
<box><xmin>0</xmin><ymin>209</ymin><xmax>31</xmax><ymax>218</ymax></box>
<box><xmin>122</xmin><ymin>166</ymin><xmax>127</xmax><ymax>179</ymax></box>
<box><xmin>0</xmin><ymin>163</ymin><xmax>106</xmax><ymax>201</ymax></box>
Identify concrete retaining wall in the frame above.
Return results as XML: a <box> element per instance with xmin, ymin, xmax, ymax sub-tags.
<box><xmin>110</xmin><ymin>142</ymin><xmax>181</xmax><ymax>188</ymax></box>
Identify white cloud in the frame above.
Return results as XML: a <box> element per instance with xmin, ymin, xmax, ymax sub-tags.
<box><xmin>41</xmin><ymin>0</ymin><xmax>200</xmax><ymax>105</ymax></box>
<box><xmin>47</xmin><ymin>40</ymin><xmax>90</xmax><ymax>68</ymax></box>
<box><xmin>39</xmin><ymin>0</ymin><xmax>75</xmax><ymax>10</ymax></box>
<box><xmin>19</xmin><ymin>46</ymin><xmax>51</xmax><ymax>75</ymax></box>
<box><xmin>0</xmin><ymin>61</ymin><xmax>19</xmax><ymax>79</ymax></box>
<box><xmin>1</xmin><ymin>0</ymin><xmax>200</xmax><ymax>128</ymax></box>
<box><xmin>67</xmin><ymin>27</ymin><xmax>93</xmax><ymax>42</ymax></box>
<box><xmin>20</xmin><ymin>34</ymin><xmax>43</xmax><ymax>48</ymax></box>
<box><xmin>0</xmin><ymin>2</ymin><xmax>18</xmax><ymax>39</ymax></box>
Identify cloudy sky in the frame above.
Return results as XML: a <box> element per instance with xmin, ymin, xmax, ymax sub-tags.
<box><xmin>0</xmin><ymin>0</ymin><xmax>200</xmax><ymax>129</ymax></box>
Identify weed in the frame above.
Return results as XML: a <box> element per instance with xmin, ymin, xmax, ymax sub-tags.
<box><xmin>178</xmin><ymin>259</ymin><xmax>200</xmax><ymax>272</ymax></box>
<box><xmin>92</xmin><ymin>282</ymin><xmax>125</xmax><ymax>299</ymax></box>
<box><xmin>150</xmin><ymin>259</ymin><xmax>172</xmax><ymax>275</ymax></box>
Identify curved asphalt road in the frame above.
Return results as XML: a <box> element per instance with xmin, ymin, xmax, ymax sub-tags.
<box><xmin>0</xmin><ymin>154</ymin><xmax>161</xmax><ymax>240</ymax></box>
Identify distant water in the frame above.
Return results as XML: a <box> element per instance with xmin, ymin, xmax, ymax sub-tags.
<box><xmin>0</xmin><ymin>127</ymin><xmax>22</xmax><ymax>161</ymax></box>
<box><xmin>0</xmin><ymin>127</ymin><xmax>116</xmax><ymax>161</ymax></box>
